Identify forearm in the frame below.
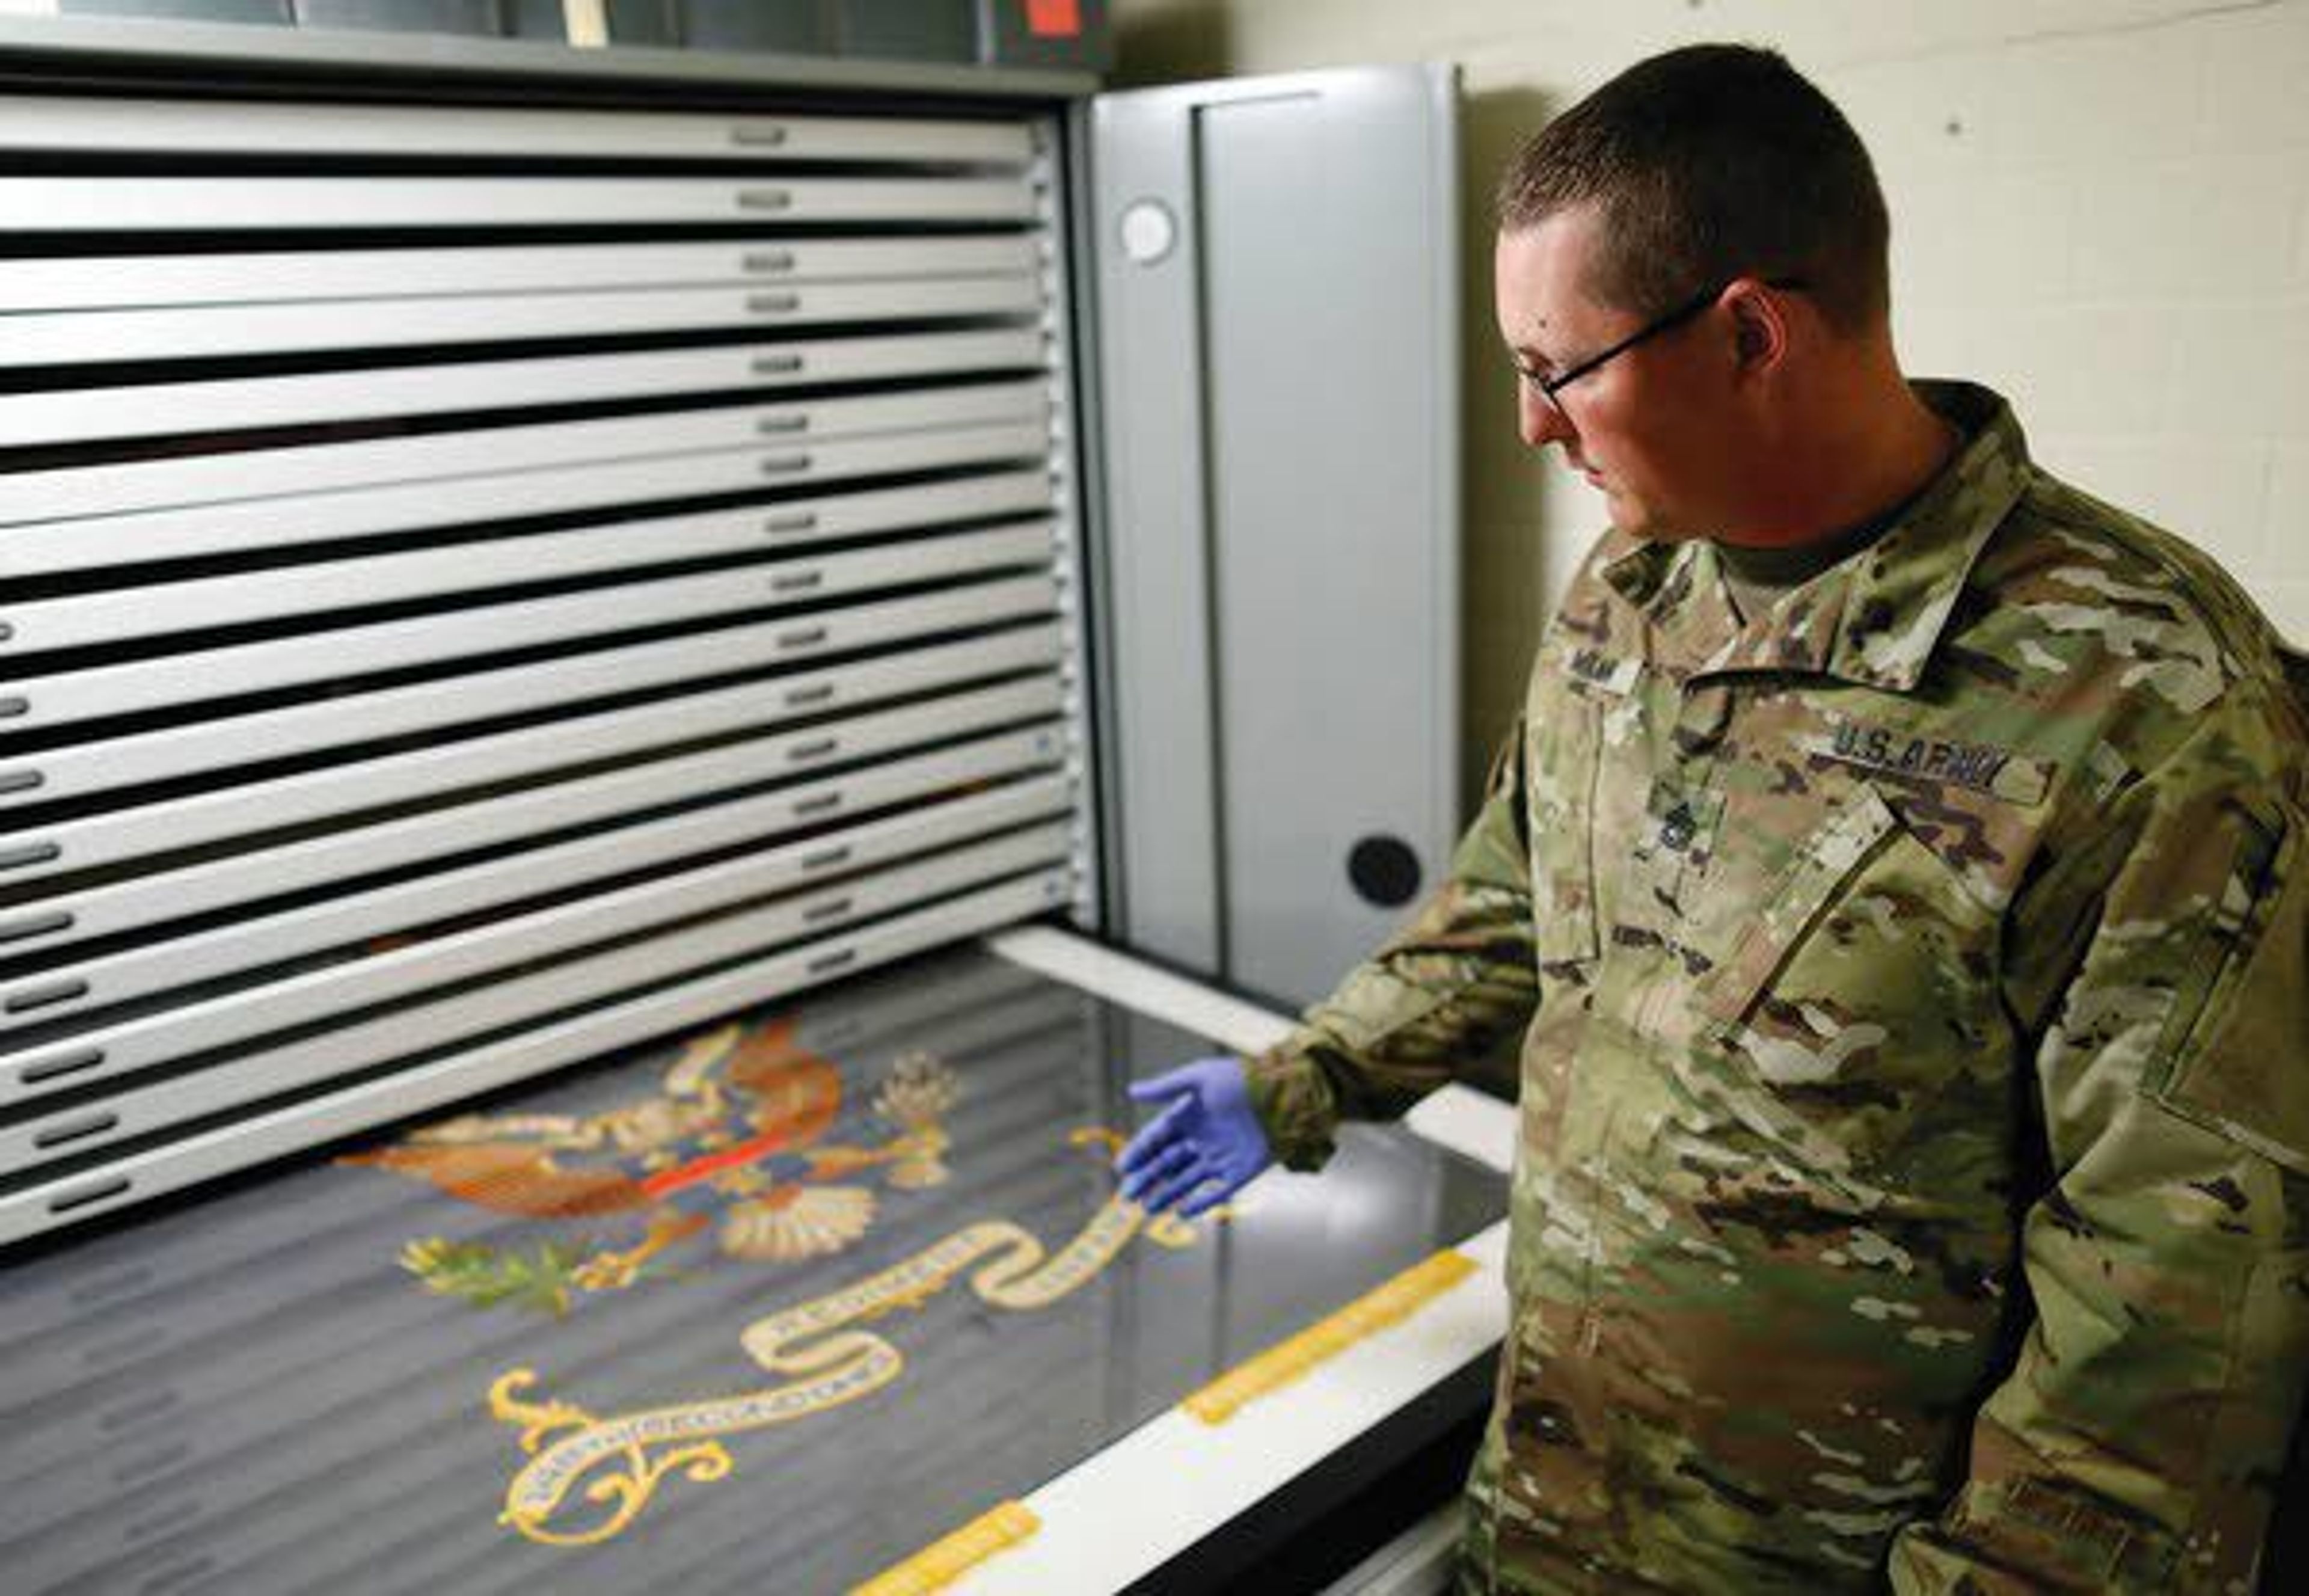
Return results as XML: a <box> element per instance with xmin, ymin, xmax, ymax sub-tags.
<box><xmin>1249</xmin><ymin>912</ymin><xmax>1536</xmax><ymax>1167</ymax></box>
<box><xmin>1248</xmin><ymin>723</ymin><xmax>1540</xmax><ymax>1170</ymax></box>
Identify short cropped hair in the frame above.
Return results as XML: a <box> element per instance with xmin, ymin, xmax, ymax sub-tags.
<box><xmin>1495</xmin><ymin>45</ymin><xmax>1890</xmax><ymax>334</ymax></box>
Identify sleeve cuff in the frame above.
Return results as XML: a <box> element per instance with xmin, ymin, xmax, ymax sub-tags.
<box><xmin>1243</xmin><ymin>1042</ymin><xmax>1342</xmax><ymax>1173</ymax></box>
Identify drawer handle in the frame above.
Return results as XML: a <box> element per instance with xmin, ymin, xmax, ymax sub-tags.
<box><xmin>783</xmin><ymin>683</ymin><xmax>835</xmax><ymax>708</ymax></box>
<box><xmin>770</xmin><ymin>570</ymin><xmax>822</xmax><ymax>595</ymax></box>
<box><xmin>748</xmin><ymin>292</ymin><xmax>802</xmax><ymax>315</ymax></box>
<box><xmin>0</xmin><ymin>696</ymin><xmax>26</xmax><ymax>719</ymax></box>
<box><xmin>737</xmin><ymin>189</ymin><xmax>794</xmax><ymax>212</ymax></box>
<box><xmin>6</xmin><ymin>977</ymin><xmax>89</xmax><ymax>1014</ymax></box>
<box><xmin>35</xmin><ymin>1110</ymin><xmax>120</xmax><ymax>1150</ymax></box>
<box><xmin>0</xmin><ymin>841</ymin><xmax>60</xmax><ymax>871</ymax></box>
<box><xmin>752</xmin><ymin>353</ymin><xmax>805</xmax><ymax>376</ymax></box>
<box><xmin>807</xmin><ymin>948</ymin><xmax>857</xmax><ymax>977</ymax></box>
<box><xmin>788</xmin><ymin>737</ymin><xmax>839</xmax><ymax>763</ymax></box>
<box><xmin>0</xmin><ymin>621</ymin><xmax>13</xmax><ymax>642</ymax></box>
<box><xmin>803</xmin><ymin>897</ymin><xmax>853</xmax><ymax>925</ymax></box>
<box><xmin>760</xmin><ymin>453</ymin><xmax>813</xmax><ymax>477</ymax></box>
<box><xmin>49</xmin><ymin>1177</ymin><xmax>131</xmax><ymax>1215</ymax></box>
<box><xmin>777</xmin><ymin>625</ymin><xmax>828</xmax><ymax>651</ymax></box>
<box><xmin>0</xmin><ymin>767</ymin><xmax>44</xmax><ymax>796</ymax></box>
<box><xmin>743</xmin><ymin>249</ymin><xmax>797</xmax><ymax>272</ymax></box>
<box><xmin>802</xmin><ymin>846</ymin><xmax>851</xmax><ymax>871</ymax></box>
<box><xmin>756</xmin><ymin>414</ymin><xmax>809</xmax><ymax>435</ymax></box>
<box><xmin>0</xmin><ymin>909</ymin><xmax>73</xmax><ymax>945</ymax></box>
<box><xmin>731</xmin><ymin>124</ymin><xmax>789</xmax><ymax>149</ymax></box>
<box><xmin>763</xmin><ymin>512</ymin><xmax>818</xmax><ymax>536</ymax></box>
<box><xmin>793</xmin><ymin>793</ymin><xmax>842</xmax><ymax>818</ymax></box>
<box><xmin>19</xmin><ymin>1047</ymin><xmax>106</xmax><ymax>1087</ymax></box>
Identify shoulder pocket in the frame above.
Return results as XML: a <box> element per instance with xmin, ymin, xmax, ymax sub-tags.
<box><xmin>1697</xmin><ymin>782</ymin><xmax>1903</xmax><ymax>1031</ymax></box>
<box><xmin>2148</xmin><ymin>805</ymin><xmax>2309</xmax><ymax>1176</ymax></box>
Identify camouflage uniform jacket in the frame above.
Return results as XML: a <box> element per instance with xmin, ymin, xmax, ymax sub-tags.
<box><xmin>1246</xmin><ymin>382</ymin><xmax>2309</xmax><ymax>1592</ymax></box>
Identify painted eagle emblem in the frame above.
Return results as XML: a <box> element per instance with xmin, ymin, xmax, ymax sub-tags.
<box><xmin>342</xmin><ymin>1016</ymin><xmax>958</xmax><ymax>1315</ymax></box>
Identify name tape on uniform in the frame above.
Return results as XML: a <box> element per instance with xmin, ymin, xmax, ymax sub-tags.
<box><xmin>1808</xmin><ymin>716</ymin><xmax>2053</xmax><ymax>806</ymax></box>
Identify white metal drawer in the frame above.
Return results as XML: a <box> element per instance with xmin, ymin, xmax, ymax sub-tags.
<box><xmin>0</xmin><ymin>237</ymin><xmax>1043</xmax><ymax>313</ymax></box>
<box><xmin>0</xmin><ymin>277</ymin><xmax>1047</xmax><ymax>369</ymax></box>
<box><xmin>0</xmin><ymin>330</ymin><xmax>1049</xmax><ymax>447</ymax></box>
<box><xmin>4</xmin><ymin>381</ymin><xmax>1051</xmax><ymax>526</ymax></box>
<box><xmin>0</xmin><ymin>96</ymin><xmax>1037</xmax><ymax>166</ymax></box>
<box><xmin>1</xmin><ymin>424</ymin><xmax>1054</xmax><ymax>574</ymax></box>
<box><xmin>1</xmin><ymin>174</ymin><xmax>1039</xmax><ymax>232</ymax></box>
<box><xmin>0</xmin><ymin>463</ymin><xmax>1050</xmax><ymax>583</ymax></box>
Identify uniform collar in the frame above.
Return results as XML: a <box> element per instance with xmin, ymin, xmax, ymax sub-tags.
<box><xmin>1597</xmin><ymin>381</ymin><xmax>2032</xmax><ymax>691</ymax></box>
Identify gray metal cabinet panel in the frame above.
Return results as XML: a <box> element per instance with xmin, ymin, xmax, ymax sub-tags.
<box><xmin>840</xmin><ymin>0</ymin><xmax>973</xmax><ymax>62</ymax></box>
<box><xmin>60</xmin><ymin>0</ymin><xmax>287</xmax><ymax>21</ymax></box>
<box><xmin>682</xmin><ymin>0</ymin><xmax>827</xmax><ymax>52</ymax></box>
<box><xmin>1091</xmin><ymin>63</ymin><xmax>1461</xmax><ymax>1007</ymax></box>
<box><xmin>1086</xmin><ymin>80</ymin><xmax>1221</xmax><ymax>977</ymax></box>
<box><xmin>292</xmin><ymin>0</ymin><xmax>498</xmax><ymax>32</ymax></box>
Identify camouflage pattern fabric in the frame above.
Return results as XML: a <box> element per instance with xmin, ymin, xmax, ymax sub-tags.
<box><xmin>1246</xmin><ymin>382</ymin><xmax>2309</xmax><ymax>1592</ymax></box>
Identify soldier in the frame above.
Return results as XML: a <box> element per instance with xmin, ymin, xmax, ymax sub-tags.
<box><xmin>1117</xmin><ymin>42</ymin><xmax>2309</xmax><ymax>1594</ymax></box>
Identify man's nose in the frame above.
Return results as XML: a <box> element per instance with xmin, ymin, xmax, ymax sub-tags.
<box><xmin>1517</xmin><ymin>384</ymin><xmax>1574</xmax><ymax>449</ymax></box>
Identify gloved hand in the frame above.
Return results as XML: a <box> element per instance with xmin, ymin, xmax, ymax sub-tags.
<box><xmin>1115</xmin><ymin>1055</ymin><xmax>1272</xmax><ymax>1218</ymax></box>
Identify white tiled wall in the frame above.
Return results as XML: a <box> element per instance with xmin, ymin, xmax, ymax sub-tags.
<box><xmin>1112</xmin><ymin>0</ymin><xmax>2309</xmax><ymax>802</ymax></box>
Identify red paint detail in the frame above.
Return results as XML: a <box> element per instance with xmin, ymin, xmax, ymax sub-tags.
<box><xmin>642</xmin><ymin>1128</ymin><xmax>794</xmax><ymax>1198</ymax></box>
<box><xmin>1024</xmin><ymin>0</ymin><xmax>1082</xmax><ymax>38</ymax></box>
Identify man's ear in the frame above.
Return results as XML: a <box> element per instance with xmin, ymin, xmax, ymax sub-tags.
<box><xmin>1724</xmin><ymin>279</ymin><xmax>1789</xmax><ymax>375</ymax></box>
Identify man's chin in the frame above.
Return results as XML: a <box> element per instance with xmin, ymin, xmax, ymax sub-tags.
<box><xmin>1607</xmin><ymin>505</ymin><xmax>1702</xmax><ymax>545</ymax></box>
<box><xmin>1599</xmin><ymin>492</ymin><xmax>1661</xmax><ymax>539</ymax></box>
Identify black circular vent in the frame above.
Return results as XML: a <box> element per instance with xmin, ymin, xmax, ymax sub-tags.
<box><xmin>1347</xmin><ymin>835</ymin><xmax>1422</xmax><ymax>908</ymax></box>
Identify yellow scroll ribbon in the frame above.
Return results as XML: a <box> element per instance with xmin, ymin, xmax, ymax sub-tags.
<box><xmin>495</xmin><ymin>1193</ymin><xmax>1162</xmax><ymax>1545</ymax></box>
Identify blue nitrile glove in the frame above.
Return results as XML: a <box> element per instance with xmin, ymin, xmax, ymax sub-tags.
<box><xmin>1115</xmin><ymin>1055</ymin><xmax>1272</xmax><ymax>1218</ymax></box>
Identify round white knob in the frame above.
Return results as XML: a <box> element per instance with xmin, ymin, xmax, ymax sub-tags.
<box><xmin>1118</xmin><ymin>199</ymin><xmax>1177</xmax><ymax>265</ymax></box>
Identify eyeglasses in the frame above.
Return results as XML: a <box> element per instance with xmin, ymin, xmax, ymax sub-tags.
<box><xmin>1521</xmin><ymin>276</ymin><xmax>1806</xmax><ymax>414</ymax></box>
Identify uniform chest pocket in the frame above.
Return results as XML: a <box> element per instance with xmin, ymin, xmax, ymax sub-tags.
<box><xmin>1698</xmin><ymin>782</ymin><xmax>1903</xmax><ymax>1031</ymax></box>
<box><xmin>1687</xmin><ymin>782</ymin><xmax>2003</xmax><ymax>1174</ymax></box>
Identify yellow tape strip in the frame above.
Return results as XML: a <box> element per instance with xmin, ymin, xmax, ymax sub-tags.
<box><xmin>560</xmin><ymin>0</ymin><xmax>608</xmax><ymax>48</ymax></box>
<box><xmin>850</xmin><ymin>1501</ymin><xmax>1041</xmax><ymax>1596</ymax></box>
<box><xmin>1183</xmin><ymin>1249</ymin><xmax>1479</xmax><ymax>1425</ymax></box>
